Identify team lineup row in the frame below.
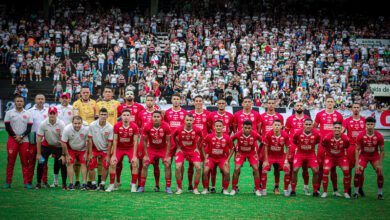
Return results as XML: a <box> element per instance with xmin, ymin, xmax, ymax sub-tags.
<box><xmin>3</xmin><ymin>86</ymin><xmax>385</xmax><ymax>199</ymax></box>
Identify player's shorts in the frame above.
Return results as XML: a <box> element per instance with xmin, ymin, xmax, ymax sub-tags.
<box><xmin>358</xmin><ymin>154</ymin><xmax>381</xmax><ymax>169</ymax></box>
<box><xmin>175</xmin><ymin>150</ymin><xmax>201</xmax><ymax>164</ymax></box>
<box><xmin>205</xmin><ymin>157</ymin><xmax>227</xmax><ymax>170</ymax></box>
<box><xmin>323</xmin><ymin>156</ymin><xmax>349</xmax><ymax>169</ymax></box>
<box><xmin>67</xmin><ymin>148</ymin><xmax>86</xmax><ymax>165</ymax></box>
<box><xmin>116</xmin><ymin>148</ymin><xmax>134</xmax><ymax>163</ymax></box>
<box><xmin>317</xmin><ymin>144</ymin><xmax>325</xmax><ymax>165</ymax></box>
<box><xmin>347</xmin><ymin>144</ymin><xmax>356</xmax><ymax>167</ymax></box>
<box><xmin>293</xmin><ymin>153</ymin><xmax>319</xmax><ymax>169</ymax></box>
<box><xmin>263</xmin><ymin>156</ymin><xmax>290</xmax><ymax>173</ymax></box>
<box><xmin>88</xmin><ymin>147</ymin><xmax>109</xmax><ymax>170</ymax></box>
<box><xmin>145</xmin><ymin>149</ymin><xmax>166</xmax><ymax>165</ymax></box>
<box><xmin>235</xmin><ymin>153</ymin><xmax>258</xmax><ymax>166</ymax></box>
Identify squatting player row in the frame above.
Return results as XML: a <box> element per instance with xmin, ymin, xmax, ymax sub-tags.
<box><xmin>3</xmin><ymin>86</ymin><xmax>385</xmax><ymax>199</ymax></box>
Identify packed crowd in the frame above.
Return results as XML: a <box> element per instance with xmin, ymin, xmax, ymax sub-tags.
<box><xmin>1</xmin><ymin>1</ymin><xmax>390</xmax><ymax>110</ymax></box>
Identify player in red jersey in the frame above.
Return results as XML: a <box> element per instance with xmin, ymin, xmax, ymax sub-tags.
<box><xmin>173</xmin><ymin>115</ymin><xmax>203</xmax><ymax>194</ymax></box>
<box><xmin>259</xmin><ymin>98</ymin><xmax>284</xmax><ymax>194</ymax></box>
<box><xmin>206</xmin><ymin>98</ymin><xmax>234</xmax><ymax>193</ymax></box>
<box><xmin>342</xmin><ymin>103</ymin><xmax>366</xmax><ymax>196</ymax></box>
<box><xmin>137</xmin><ymin>95</ymin><xmax>161</xmax><ymax>191</ymax></box>
<box><xmin>188</xmin><ymin>95</ymin><xmax>210</xmax><ymax>192</ymax></box>
<box><xmin>290</xmin><ymin>118</ymin><xmax>321</xmax><ymax>197</ymax></box>
<box><xmin>285</xmin><ymin>101</ymin><xmax>311</xmax><ymax>195</ymax></box>
<box><xmin>233</xmin><ymin>96</ymin><xmax>261</xmax><ymax>133</ymax></box>
<box><xmin>321</xmin><ymin>122</ymin><xmax>351</xmax><ymax>199</ymax></box>
<box><xmin>115</xmin><ymin>90</ymin><xmax>145</xmax><ymax>188</ymax></box>
<box><xmin>353</xmin><ymin>117</ymin><xmax>385</xmax><ymax>200</ymax></box>
<box><xmin>314</xmin><ymin>97</ymin><xmax>344</xmax><ymax>192</ymax></box>
<box><xmin>107</xmin><ymin>109</ymin><xmax>139</xmax><ymax>192</ymax></box>
<box><xmin>230</xmin><ymin>121</ymin><xmax>262</xmax><ymax>196</ymax></box>
<box><xmin>138</xmin><ymin>111</ymin><xmax>173</xmax><ymax>194</ymax></box>
<box><xmin>201</xmin><ymin>120</ymin><xmax>234</xmax><ymax>195</ymax></box>
<box><xmin>262</xmin><ymin>120</ymin><xmax>291</xmax><ymax>196</ymax></box>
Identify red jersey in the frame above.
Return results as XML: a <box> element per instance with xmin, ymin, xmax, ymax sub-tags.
<box><xmin>356</xmin><ymin>130</ymin><xmax>384</xmax><ymax>157</ymax></box>
<box><xmin>231</xmin><ymin>130</ymin><xmax>261</xmax><ymax>154</ymax></box>
<box><xmin>260</xmin><ymin>112</ymin><xmax>284</xmax><ymax>135</ymax></box>
<box><xmin>173</xmin><ymin>126</ymin><xmax>203</xmax><ymax>151</ymax></box>
<box><xmin>264</xmin><ymin>130</ymin><xmax>290</xmax><ymax>157</ymax></box>
<box><xmin>285</xmin><ymin>114</ymin><xmax>311</xmax><ymax>137</ymax></box>
<box><xmin>202</xmin><ymin>133</ymin><xmax>233</xmax><ymax>159</ymax></box>
<box><xmin>314</xmin><ymin>110</ymin><xmax>344</xmax><ymax>137</ymax></box>
<box><xmin>142</xmin><ymin>122</ymin><xmax>171</xmax><ymax>150</ymax></box>
<box><xmin>293</xmin><ymin>129</ymin><xmax>321</xmax><ymax>154</ymax></box>
<box><xmin>164</xmin><ymin>108</ymin><xmax>187</xmax><ymax>133</ymax></box>
<box><xmin>342</xmin><ymin>116</ymin><xmax>365</xmax><ymax>145</ymax></box>
<box><xmin>207</xmin><ymin>111</ymin><xmax>234</xmax><ymax>135</ymax></box>
<box><xmin>113</xmin><ymin>121</ymin><xmax>139</xmax><ymax>149</ymax></box>
<box><xmin>117</xmin><ymin>102</ymin><xmax>145</xmax><ymax>123</ymax></box>
<box><xmin>233</xmin><ymin>110</ymin><xmax>262</xmax><ymax>132</ymax></box>
<box><xmin>137</xmin><ymin>109</ymin><xmax>154</xmax><ymax>129</ymax></box>
<box><xmin>189</xmin><ymin>109</ymin><xmax>210</xmax><ymax>135</ymax></box>
<box><xmin>321</xmin><ymin>133</ymin><xmax>350</xmax><ymax>157</ymax></box>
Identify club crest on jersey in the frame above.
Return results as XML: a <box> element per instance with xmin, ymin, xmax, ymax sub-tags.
<box><xmin>68</xmin><ymin>111</ymin><xmax>72</xmax><ymax>116</ymax></box>
<box><xmin>44</xmin><ymin>114</ymin><xmax>47</xmax><ymax>118</ymax></box>
<box><xmin>80</xmin><ymin>133</ymin><xmax>84</xmax><ymax>138</ymax></box>
<box><xmin>56</xmin><ymin>128</ymin><xmax>60</xmax><ymax>133</ymax></box>
<box><xmin>23</xmin><ymin>115</ymin><xmax>27</xmax><ymax>119</ymax></box>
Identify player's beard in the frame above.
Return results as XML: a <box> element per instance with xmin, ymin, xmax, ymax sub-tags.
<box><xmin>296</xmin><ymin>109</ymin><xmax>303</xmax><ymax>114</ymax></box>
<box><xmin>127</xmin><ymin>97</ymin><xmax>133</xmax><ymax>102</ymax></box>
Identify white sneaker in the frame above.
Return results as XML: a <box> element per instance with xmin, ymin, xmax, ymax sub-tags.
<box><xmin>344</xmin><ymin>193</ymin><xmax>351</xmax><ymax>199</ymax></box>
<box><xmin>131</xmin><ymin>184</ymin><xmax>137</xmax><ymax>192</ymax></box>
<box><xmin>223</xmin><ymin>189</ymin><xmax>230</xmax><ymax>195</ymax></box>
<box><xmin>288</xmin><ymin>184</ymin><xmax>292</xmax><ymax>193</ymax></box>
<box><xmin>193</xmin><ymin>189</ymin><xmax>200</xmax><ymax>195</ymax></box>
<box><xmin>105</xmin><ymin>184</ymin><xmax>115</xmax><ymax>192</ymax></box>
<box><xmin>255</xmin><ymin>190</ymin><xmax>262</xmax><ymax>197</ymax></box>
<box><xmin>333</xmin><ymin>191</ymin><xmax>342</xmax><ymax>197</ymax></box>
<box><xmin>304</xmin><ymin>188</ymin><xmax>310</xmax><ymax>196</ymax></box>
<box><xmin>176</xmin><ymin>188</ymin><xmax>183</xmax><ymax>195</ymax></box>
<box><xmin>201</xmin><ymin>189</ymin><xmax>209</xmax><ymax>194</ymax></box>
<box><xmin>284</xmin><ymin>190</ymin><xmax>290</xmax><ymax>197</ymax></box>
<box><xmin>50</xmin><ymin>181</ymin><xmax>58</xmax><ymax>188</ymax></box>
<box><xmin>261</xmin><ymin>189</ymin><xmax>267</xmax><ymax>196</ymax></box>
<box><xmin>230</xmin><ymin>190</ymin><xmax>237</xmax><ymax>196</ymax></box>
<box><xmin>321</xmin><ymin>192</ymin><xmax>328</xmax><ymax>198</ymax></box>
<box><xmin>114</xmin><ymin>182</ymin><xmax>121</xmax><ymax>190</ymax></box>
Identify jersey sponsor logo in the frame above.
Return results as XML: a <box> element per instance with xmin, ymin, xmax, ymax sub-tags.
<box><xmin>271</xmin><ymin>146</ymin><xmax>282</xmax><ymax>152</ymax></box>
<box><xmin>120</xmin><ymin>137</ymin><xmax>131</xmax><ymax>143</ymax></box>
<box><xmin>330</xmin><ymin>149</ymin><xmax>340</xmax><ymax>155</ymax></box>
<box><xmin>152</xmin><ymin>139</ymin><xmax>162</xmax><ymax>144</ymax></box>
<box><xmin>241</xmin><ymin>146</ymin><xmax>251</xmax><ymax>151</ymax></box>
<box><xmin>363</xmin><ymin>147</ymin><xmax>375</xmax><ymax>153</ymax></box>
<box><xmin>301</xmin><ymin>145</ymin><xmax>312</xmax><ymax>150</ymax></box>
<box><xmin>212</xmin><ymin>148</ymin><xmax>223</xmax><ymax>155</ymax></box>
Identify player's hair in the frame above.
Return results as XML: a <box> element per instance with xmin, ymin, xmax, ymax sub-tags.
<box><xmin>186</xmin><ymin>114</ymin><xmax>194</xmax><ymax>118</ymax></box>
<box><xmin>304</xmin><ymin>118</ymin><xmax>313</xmax><ymax>123</ymax></box>
<box><xmin>243</xmin><ymin>120</ymin><xmax>252</xmax><ymax>126</ymax></box>
<box><xmin>243</xmin><ymin>96</ymin><xmax>252</xmax><ymax>101</ymax></box>
<box><xmin>35</xmin><ymin>93</ymin><xmax>45</xmax><ymax>98</ymax></box>
<box><xmin>217</xmin><ymin>98</ymin><xmax>226</xmax><ymax>103</ymax></box>
<box><xmin>99</xmin><ymin>108</ymin><xmax>108</xmax><ymax>113</ymax></box>
<box><xmin>121</xmin><ymin>109</ymin><xmax>131</xmax><ymax>115</ymax></box>
<box><xmin>352</xmin><ymin>102</ymin><xmax>361</xmax><ymax>106</ymax></box>
<box><xmin>146</xmin><ymin>94</ymin><xmax>155</xmax><ymax>100</ymax></box>
<box><xmin>273</xmin><ymin>119</ymin><xmax>282</xmax><ymax>124</ymax></box>
<box><xmin>81</xmin><ymin>86</ymin><xmax>90</xmax><ymax>90</ymax></box>
<box><xmin>14</xmin><ymin>95</ymin><xmax>24</xmax><ymax>101</ymax></box>
<box><xmin>194</xmin><ymin>95</ymin><xmax>203</xmax><ymax>100</ymax></box>
<box><xmin>365</xmin><ymin>117</ymin><xmax>376</xmax><ymax>123</ymax></box>
<box><xmin>215</xmin><ymin>120</ymin><xmax>223</xmax><ymax>124</ymax></box>
<box><xmin>326</xmin><ymin>97</ymin><xmax>335</xmax><ymax>101</ymax></box>
<box><xmin>72</xmin><ymin>115</ymin><xmax>83</xmax><ymax>122</ymax></box>
<box><xmin>153</xmin><ymin>110</ymin><xmax>162</xmax><ymax>116</ymax></box>
<box><xmin>171</xmin><ymin>93</ymin><xmax>181</xmax><ymax>99</ymax></box>
<box><xmin>104</xmin><ymin>86</ymin><xmax>113</xmax><ymax>92</ymax></box>
<box><xmin>267</xmin><ymin>98</ymin><xmax>276</xmax><ymax>102</ymax></box>
<box><xmin>333</xmin><ymin>121</ymin><xmax>342</xmax><ymax>126</ymax></box>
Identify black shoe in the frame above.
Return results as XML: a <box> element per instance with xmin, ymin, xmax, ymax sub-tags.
<box><xmin>290</xmin><ymin>191</ymin><xmax>297</xmax><ymax>196</ymax></box>
<box><xmin>154</xmin><ymin>186</ymin><xmax>160</xmax><ymax>192</ymax></box>
<box><xmin>353</xmin><ymin>193</ymin><xmax>359</xmax><ymax>199</ymax></box>
<box><xmin>98</xmin><ymin>175</ymin><xmax>102</xmax><ymax>185</ymax></box>
<box><xmin>42</xmin><ymin>182</ymin><xmax>50</xmax><ymax>188</ymax></box>
<box><xmin>68</xmin><ymin>183</ymin><xmax>75</xmax><ymax>190</ymax></box>
<box><xmin>99</xmin><ymin>184</ymin><xmax>105</xmax><ymax>191</ymax></box>
<box><xmin>81</xmin><ymin>184</ymin><xmax>87</xmax><ymax>191</ymax></box>
<box><xmin>359</xmin><ymin>188</ymin><xmax>365</xmax><ymax>197</ymax></box>
<box><xmin>313</xmin><ymin>192</ymin><xmax>320</xmax><ymax>197</ymax></box>
<box><xmin>210</xmin><ymin>187</ymin><xmax>216</xmax><ymax>193</ymax></box>
<box><xmin>35</xmin><ymin>183</ymin><xmax>41</xmax><ymax>189</ymax></box>
<box><xmin>75</xmin><ymin>181</ymin><xmax>81</xmax><ymax>189</ymax></box>
<box><xmin>87</xmin><ymin>182</ymin><xmax>92</xmax><ymax>189</ymax></box>
<box><xmin>348</xmin><ymin>188</ymin><xmax>351</xmax><ymax>196</ymax></box>
<box><xmin>188</xmin><ymin>185</ymin><xmax>194</xmax><ymax>192</ymax></box>
<box><xmin>89</xmin><ymin>184</ymin><xmax>97</xmax><ymax>190</ymax></box>
<box><xmin>62</xmin><ymin>184</ymin><xmax>67</xmax><ymax>190</ymax></box>
<box><xmin>378</xmin><ymin>194</ymin><xmax>384</xmax><ymax>200</ymax></box>
<box><xmin>236</xmin><ymin>186</ymin><xmax>240</xmax><ymax>193</ymax></box>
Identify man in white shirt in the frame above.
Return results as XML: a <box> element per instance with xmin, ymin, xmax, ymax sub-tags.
<box><xmin>57</xmin><ymin>93</ymin><xmax>73</xmax><ymax>125</ymax></box>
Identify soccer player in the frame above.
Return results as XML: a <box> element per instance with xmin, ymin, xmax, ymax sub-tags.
<box><xmin>173</xmin><ymin>114</ymin><xmax>203</xmax><ymax>194</ymax></box>
<box><xmin>201</xmin><ymin>120</ymin><xmax>234</xmax><ymax>195</ymax></box>
<box><xmin>291</xmin><ymin>118</ymin><xmax>321</xmax><ymax>197</ymax></box>
<box><xmin>354</xmin><ymin>117</ymin><xmax>385</xmax><ymax>200</ymax></box>
<box><xmin>3</xmin><ymin>96</ymin><xmax>33</xmax><ymax>189</ymax></box>
<box><xmin>207</xmin><ymin>98</ymin><xmax>234</xmax><ymax>193</ymax></box>
<box><xmin>285</xmin><ymin>101</ymin><xmax>311</xmax><ymax>195</ymax></box>
<box><xmin>314</xmin><ymin>97</ymin><xmax>343</xmax><ymax>192</ymax></box>
<box><xmin>262</xmin><ymin>120</ymin><xmax>291</xmax><ymax>196</ymax></box>
<box><xmin>36</xmin><ymin>107</ymin><xmax>67</xmax><ymax>190</ymax></box>
<box><xmin>27</xmin><ymin>94</ymin><xmax>49</xmax><ymax>187</ymax></box>
<box><xmin>87</xmin><ymin>108</ymin><xmax>114</xmax><ymax>191</ymax></box>
<box><xmin>108</xmin><ymin>109</ymin><xmax>139</xmax><ymax>192</ymax></box>
<box><xmin>321</xmin><ymin>122</ymin><xmax>351</xmax><ymax>198</ymax></box>
<box><xmin>233</xmin><ymin>96</ymin><xmax>261</xmax><ymax>133</ymax></box>
<box><xmin>342</xmin><ymin>103</ymin><xmax>366</xmax><ymax>196</ymax></box>
<box><xmin>61</xmin><ymin>116</ymin><xmax>89</xmax><ymax>190</ymax></box>
<box><xmin>138</xmin><ymin>111</ymin><xmax>172</xmax><ymax>193</ymax></box>
<box><xmin>188</xmin><ymin>96</ymin><xmax>210</xmax><ymax>191</ymax></box>
<box><xmin>230</xmin><ymin>120</ymin><xmax>262</xmax><ymax>196</ymax></box>
<box><xmin>259</xmin><ymin>98</ymin><xmax>284</xmax><ymax>194</ymax></box>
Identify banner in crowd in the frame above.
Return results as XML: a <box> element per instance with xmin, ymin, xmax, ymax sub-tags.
<box><xmin>356</xmin><ymin>38</ymin><xmax>390</xmax><ymax>47</ymax></box>
<box><xmin>1</xmin><ymin>100</ymin><xmax>389</xmax><ymax>130</ymax></box>
<box><xmin>369</xmin><ymin>84</ymin><xmax>390</xmax><ymax>97</ymax></box>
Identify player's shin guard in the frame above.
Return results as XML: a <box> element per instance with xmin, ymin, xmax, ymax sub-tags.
<box><xmin>177</xmin><ymin>179</ymin><xmax>182</xmax><ymax>189</ymax></box>
<box><xmin>377</xmin><ymin>174</ymin><xmax>384</xmax><ymax>189</ymax></box>
<box><xmin>211</xmin><ymin>167</ymin><xmax>217</xmax><ymax>187</ymax></box>
<box><xmin>291</xmin><ymin>182</ymin><xmax>297</xmax><ymax>192</ymax></box>
<box><xmin>261</xmin><ymin>173</ymin><xmax>267</xmax><ymax>190</ymax></box>
<box><xmin>188</xmin><ymin>163</ymin><xmax>194</xmax><ymax>187</ymax></box>
<box><xmin>194</xmin><ymin>180</ymin><xmax>200</xmax><ymax>190</ymax></box>
<box><xmin>232</xmin><ymin>178</ymin><xmax>238</xmax><ymax>190</ymax></box>
<box><xmin>302</xmin><ymin>167</ymin><xmax>309</xmax><ymax>185</ymax></box>
<box><xmin>154</xmin><ymin>163</ymin><xmax>160</xmax><ymax>187</ymax></box>
<box><xmin>322</xmin><ymin>169</ymin><xmax>330</xmax><ymax>193</ymax></box>
<box><xmin>165</xmin><ymin>178</ymin><xmax>171</xmax><ymax>188</ymax></box>
<box><xmin>116</xmin><ymin>162</ymin><xmax>123</xmax><ymax>183</ymax></box>
<box><xmin>354</xmin><ymin>173</ymin><xmax>362</xmax><ymax>188</ymax></box>
<box><xmin>110</xmin><ymin>172</ymin><xmax>115</xmax><ymax>185</ymax></box>
<box><xmin>284</xmin><ymin>174</ymin><xmax>291</xmax><ymax>191</ymax></box>
<box><xmin>343</xmin><ymin>170</ymin><xmax>350</xmax><ymax>193</ymax></box>
<box><xmin>222</xmin><ymin>180</ymin><xmax>229</xmax><ymax>190</ymax></box>
<box><xmin>139</xmin><ymin>177</ymin><xmax>146</xmax><ymax>187</ymax></box>
<box><xmin>331</xmin><ymin>167</ymin><xmax>338</xmax><ymax>191</ymax></box>
<box><xmin>202</xmin><ymin>178</ymin><xmax>209</xmax><ymax>189</ymax></box>
<box><xmin>131</xmin><ymin>174</ymin><xmax>138</xmax><ymax>185</ymax></box>
<box><xmin>255</xmin><ymin>178</ymin><xmax>261</xmax><ymax>191</ymax></box>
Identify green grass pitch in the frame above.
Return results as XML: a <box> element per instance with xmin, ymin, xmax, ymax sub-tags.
<box><xmin>0</xmin><ymin>131</ymin><xmax>389</xmax><ymax>219</ymax></box>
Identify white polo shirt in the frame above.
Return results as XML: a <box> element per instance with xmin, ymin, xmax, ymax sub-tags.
<box><xmin>4</xmin><ymin>108</ymin><xmax>33</xmax><ymax>143</ymax></box>
<box><xmin>37</xmin><ymin>118</ymin><xmax>65</xmax><ymax>148</ymax></box>
<box><xmin>28</xmin><ymin>105</ymin><xmax>48</xmax><ymax>133</ymax></box>
<box><xmin>56</xmin><ymin>104</ymin><xmax>73</xmax><ymax>125</ymax></box>
<box><xmin>61</xmin><ymin>124</ymin><xmax>89</xmax><ymax>151</ymax></box>
<box><xmin>88</xmin><ymin>120</ymin><xmax>113</xmax><ymax>152</ymax></box>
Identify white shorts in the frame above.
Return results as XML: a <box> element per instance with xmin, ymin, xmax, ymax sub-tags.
<box><xmin>35</xmin><ymin>71</ymin><xmax>41</xmax><ymax>75</ymax></box>
<box><xmin>53</xmin><ymin>75</ymin><xmax>60</xmax><ymax>80</ymax></box>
